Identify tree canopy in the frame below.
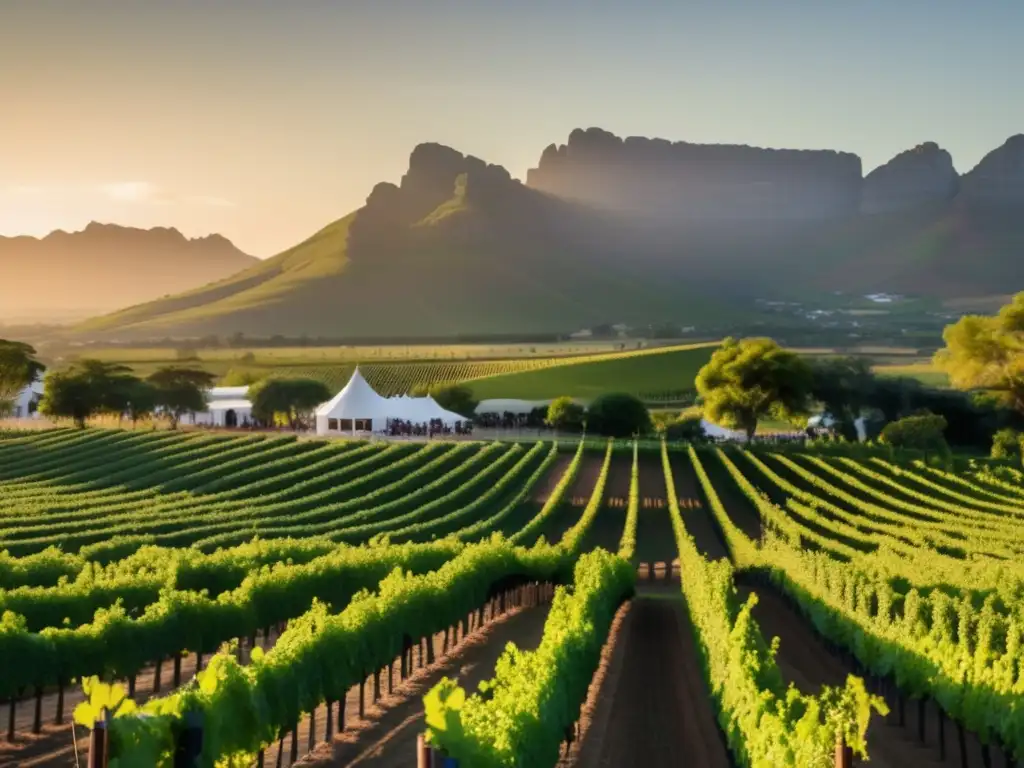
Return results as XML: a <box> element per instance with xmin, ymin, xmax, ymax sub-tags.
<box><xmin>148</xmin><ymin>367</ymin><xmax>216</xmax><ymax>429</ymax></box>
<box><xmin>250</xmin><ymin>377</ymin><xmax>331</xmax><ymax>429</ymax></box>
<box><xmin>696</xmin><ymin>337</ymin><xmax>812</xmax><ymax>439</ymax></box>
<box><xmin>38</xmin><ymin>360</ymin><xmax>136</xmax><ymax>428</ymax></box>
<box><xmin>879</xmin><ymin>413</ymin><xmax>949</xmax><ymax>453</ymax></box>
<box><xmin>586</xmin><ymin>393</ymin><xmax>651</xmax><ymax>437</ymax></box>
<box><xmin>935</xmin><ymin>292</ymin><xmax>1024</xmax><ymax>413</ymax></box>
<box><xmin>808</xmin><ymin>356</ymin><xmax>874</xmax><ymax>441</ymax></box>
<box><xmin>545</xmin><ymin>396</ymin><xmax>585</xmax><ymax>432</ymax></box>
<box><xmin>0</xmin><ymin>339</ymin><xmax>45</xmax><ymax>415</ymax></box>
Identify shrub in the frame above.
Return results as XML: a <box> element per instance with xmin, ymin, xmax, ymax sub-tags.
<box><xmin>586</xmin><ymin>393</ymin><xmax>651</xmax><ymax>437</ymax></box>
<box><xmin>879</xmin><ymin>413</ymin><xmax>948</xmax><ymax>453</ymax></box>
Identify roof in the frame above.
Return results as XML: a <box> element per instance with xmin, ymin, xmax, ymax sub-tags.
<box><xmin>205</xmin><ymin>399</ymin><xmax>253</xmax><ymax>411</ymax></box>
<box><xmin>315</xmin><ymin>367</ymin><xmax>391</xmax><ymax>419</ymax></box>
<box><xmin>209</xmin><ymin>386</ymin><xmax>250</xmax><ymax>399</ymax></box>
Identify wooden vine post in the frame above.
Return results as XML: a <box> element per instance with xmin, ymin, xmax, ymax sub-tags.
<box><xmin>417</xmin><ymin>733</ymin><xmax>460</xmax><ymax>767</ymax></box>
<box><xmin>834</xmin><ymin>736</ymin><xmax>852</xmax><ymax>768</ymax></box>
<box><xmin>88</xmin><ymin>710</ymin><xmax>109</xmax><ymax>768</ymax></box>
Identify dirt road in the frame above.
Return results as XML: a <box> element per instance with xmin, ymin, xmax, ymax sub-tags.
<box><xmin>570</xmin><ymin>586</ymin><xmax>731</xmax><ymax>768</ymax></box>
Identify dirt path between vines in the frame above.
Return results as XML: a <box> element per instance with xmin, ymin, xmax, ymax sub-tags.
<box><xmin>568</xmin><ymin>585</ymin><xmax>731</xmax><ymax>768</ymax></box>
<box><xmin>532</xmin><ymin>453</ymin><xmax>573</xmax><ymax>503</ymax></box>
<box><xmin>736</xmin><ymin>576</ymin><xmax>1009</xmax><ymax>767</ymax></box>
<box><xmin>299</xmin><ymin>602</ymin><xmax>551</xmax><ymax>767</ymax></box>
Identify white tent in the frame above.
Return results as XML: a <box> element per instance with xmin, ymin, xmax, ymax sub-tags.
<box><xmin>700</xmin><ymin>419</ymin><xmax>748</xmax><ymax>441</ymax></box>
<box><xmin>5</xmin><ymin>377</ymin><xmax>44</xmax><ymax>419</ymax></box>
<box><xmin>315</xmin><ymin>369</ymin><xmax>470</xmax><ymax>436</ymax></box>
<box><xmin>315</xmin><ymin>368</ymin><xmax>394</xmax><ymax>435</ymax></box>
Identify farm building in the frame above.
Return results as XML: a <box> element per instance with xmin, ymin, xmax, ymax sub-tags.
<box><xmin>315</xmin><ymin>368</ymin><xmax>466</xmax><ymax>436</ymax></box>
<box><xmin>4</xmin><ymin>378</ymin><xmax>44</xmax><ymax>419</ymax></box>
<box><xmin>189</xmin><ymin>386</ymin><xmax>254</xmax><ymax>428</ymax></box>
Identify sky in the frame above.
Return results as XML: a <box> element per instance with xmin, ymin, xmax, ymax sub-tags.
<box><xmin>1</xmin><ymin>0</ymin><xmax>1021</xmax><ymax>258</ymax></box>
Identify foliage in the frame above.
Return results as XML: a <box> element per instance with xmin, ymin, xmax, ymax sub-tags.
<box><xmin>696</xmin><ymin>337</ymin><xmax>812</xmax><ymax>439</ymax></box>
<box><xmin>147</xmin><ymin>367</ymin><xmax>216</xmax><ymax>429</ymax></box>
<box><xmin>38</xmin><ymin>360</ymin><xmax>136</xmax><ymax>428</ymax></box>
<box><xmin>808</xmin><ymin>356</ymin><xmax>874</xmax><ymax>441</ymax></box>
<box><xmin>249</xmin><ymin>377</ymin><xmax>331</xmax><ymax>429</ymax></box>
<box><xmin>586</xmin><ymin>392</ymin><xmax>651</xmax><ymax>437</ymax></box>
<box><xmin>423</xmin><ymin>549</ymin><xmax>634</xmax><ymax>767</ymax></box>
<box><xmin>661</xmin><ymin>412</ymin><xmax>707</xmax><ymax>442</ymax></box>
<box><xmin>989</xmin><ymin>427</ymin><xmax>1022</xmax><ymax>460</ymax></box>
<box><xmin>0</xmin><ymin>339</ymin><xmax>45</xmax><ymax>416</ymax></box>
<box><xmin>544</xmin><ymin>396</ymin><xmax>585</xmax><ymax>432</ymax></box>
<box><xmin>935</xmin><ymin>292</ymin><xmax>1024</xmax><ymax>413</ymax></box>
<box><xmin>878</xmin><ymin>413</ymin><xmax>949</xmax><ymax>452</ymax></box>
<box><xmin>123</xmin><ymin>379</ymin><xmax>159</xmax><ymax>426</ymax></box>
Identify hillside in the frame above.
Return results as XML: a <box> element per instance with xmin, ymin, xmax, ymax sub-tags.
<box><xmin>74</xmin><ymin>131</ymin><xmax>1024</xmax><ymax>341</ymax></box>
<box><xmin>77</xmin><ymin>143</ymin><xmax>735</xmax><ymax>340</ymax></box>
<box><xmin>0</xmin><ymin>223</ymin><xmax>256</xmax><ymax>324</ymax></box>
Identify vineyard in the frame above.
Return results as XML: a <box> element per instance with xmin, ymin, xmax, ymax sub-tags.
<box><xmin>0</xmin><ymin>428</ymin><xmax>1021</xmax><ymax>767</ymax></box>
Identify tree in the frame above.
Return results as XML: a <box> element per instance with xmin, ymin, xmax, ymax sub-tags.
<box><xmin>38</xmin><ymin>360</ymin><xmax>136</xmax><ymax>428</ymax></box>
<box><xmin>250</xmin><ymin>378</ymin><xmax>331</xmax><ymax>430</ymax></box>
<box><xmin>123</xmin><ymin>379</ymin><xmax>159</xmax><ymax>428</ymax></box>
<box><xmin>662</xmin><ymin>413</ymin><xmax>708</xmax><ymax>443</ymax></box>
<box><xmin>935</xmin><ymin>292</ymin><xmax>1024</xmax><ymax>413</ymax></box>
<box><xmin>545</xmin><ymin>396</ymin><xmax>585</xmax><ymax>432</ymax></box>
<box><xmin>586</xmin><ymin>393</ymin><xmax>651</xmax><ymax>437</ymax></box>
<box><xmin>696</xmin><ymin>337</ymin><xmax>813</xmax><ymax>440</ymax></box>
<box><xmin>809</xmin><ymin>356</ymin><xmax>875</xmax><ymax>441</ymax></box>
<box><xmin>879</xmin><ymin>413</ymin><xmax>948</xmax><ymax>453</ymax></box>
<box><xmin>990</xmin><ymin>427</ymin><xmax>1022</xmax><ymax>461</ymax></box>
<box><xmin>0</xmin><ymin>339</ymin><xmax>45</xmax><ymax>416</ymax></box>
<box><xmin>148</xmin><ymin>367</ymin><xmax>215</xmax><ymax>429</ymax></box>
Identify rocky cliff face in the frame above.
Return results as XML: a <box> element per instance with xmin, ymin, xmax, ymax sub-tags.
<box><xmin>960</xmin><ymin>135</ymin><xmax>1024</xmax><ymax>205</ymax></box>
<box><xmin>526</xmin><ymin>127</ymin><xmax>864</xmax><ymax>220</ymax></box>
<box><xmin>861</xmin><ymin>142</ymin><xmax>959</xmax><ymax>214</ymax></box>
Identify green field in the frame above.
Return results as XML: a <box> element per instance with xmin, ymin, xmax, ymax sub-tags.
<box><xmin>468</xmin><ymin>343</ymin><xmax>718</xmax><ymax>401</ymax></box>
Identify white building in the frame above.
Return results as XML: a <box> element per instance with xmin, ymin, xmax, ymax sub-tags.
<box><xmin>188</xmin><ymin>386</ymin><xmax>254</xmax><ymax>428</ymax></box>
<box><xmin>315</xmin><ymin>368</ymin><xmax>466</xmax><ymax>436</ymax></box>
<box><xmin>4</xmin><ymin>378</ymin><xmax>44</xmax><ymax>419</ymax></box>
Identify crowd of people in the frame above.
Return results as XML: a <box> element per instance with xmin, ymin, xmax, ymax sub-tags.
<box><xmin>385</xmin><ymin>418</ymin><xmax>474</xmax><ymax>438</ymax></box>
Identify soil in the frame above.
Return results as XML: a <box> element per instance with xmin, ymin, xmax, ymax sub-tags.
<box><xmin>298</xmin><ymin>601</ymin><xmax>551</xmax><ymax>767</ymax></box>
<box><xmin>634</xmin><ymin>455</ymin><xmax>675</xmax><ymax>567</ymax></box>
<box><xmin>736</xmin><ymin>575</ymin><xmax>1011</xmax><ymax>768</ymax></box>
<box><xmin>569</xmin><ymin>585</ymin><xmax>731</xmax><ymax>768</ymax></box>
<box><xmin>669</xmin><ymin>454</ymin><xmax>730</xmax><ymax>561</ymax></box>
<box><xmin>532</xmin><ymin>453</ymin><xmax>574</xmax><ymax>503</ymax></box>
<box><xmin>697</xmin><ymin>449</ymin><xmax>763</xmax><ymax>541</ymax></box>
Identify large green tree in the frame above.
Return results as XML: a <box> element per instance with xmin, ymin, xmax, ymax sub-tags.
<box><xmin>38</xmin><ymin>360</ymin><xmax>136</xmax><ymax>428</ymax></box>
<box><xmin>250</xmin><ymin>377</ymin><xmax>331</xmax><ymax>429</ymax></box>
<box><xmin>809</xmin><ymin>356</ymin><xmax>875</xmax><ymax>441</ymax></box>
<box><xmin>0</xmin><ymin>339</ymin><xmax>45</xmax><ymax>416</ymax></box>
<box><xmin>935</xmin><ymin>293</ymin><xmax>1024</xmax><ymax>414</ymax></box>
<box><xmin>148</xmin><ymin>367</ymin><xmax>216</xmax><ymax>429</ymax></box>
<box><xmin>696</xmin><ymin>337</ymin><xmax>812</xmax><ymax>440</ymax></box>
<box><xmin>586</xmin><ymin>393</ymin><xmax>651</xmax><ymax>437</ymax></box>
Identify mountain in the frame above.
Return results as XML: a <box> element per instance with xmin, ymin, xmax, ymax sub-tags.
<box><xmin>76</xmin><ymin>130</ymin><xmax>1024</xmax><ymax>341</ymax></box>
<box><xmin>0</xmin><ymin>223</ymin><xmax>256</xmax><ymax>323</ymax></box>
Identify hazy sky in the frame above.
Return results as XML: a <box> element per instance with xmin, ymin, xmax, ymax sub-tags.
<box><xmin>1</xmin><ymin>1</ymin><xmax>1021</xmax><ymax>257</ymax></box>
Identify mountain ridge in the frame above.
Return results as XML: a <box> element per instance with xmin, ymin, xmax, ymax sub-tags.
<box><xmin>71</xmin><ymin>128</ymin><xmax>1024</xmax><ymax>340</ymax></box>
<box><xmin>0</xmin><ymin>223</ymin><xmax>257</xmax><ymax>324</ymax></box>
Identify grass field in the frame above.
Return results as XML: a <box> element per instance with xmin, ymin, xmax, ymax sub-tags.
<box><xmin>0</xmin><ymin>429</ymin><xmax>1017</xmax><ymax>766</ymax></box>
<box><xmin>468</xmin><ymin>342</ymin><xmax>719</xmax><ymax>401</ymax></box>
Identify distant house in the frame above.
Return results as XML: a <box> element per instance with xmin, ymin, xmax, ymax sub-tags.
<box><xmin>189</xmin><ymin>386</ymin><xmax>254</xmax><ymax>428</ymax></box>
<box><xmin>5</xmin><ymin>378</ymin><xmax>44</xmax><ymax>419</ymax></box>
